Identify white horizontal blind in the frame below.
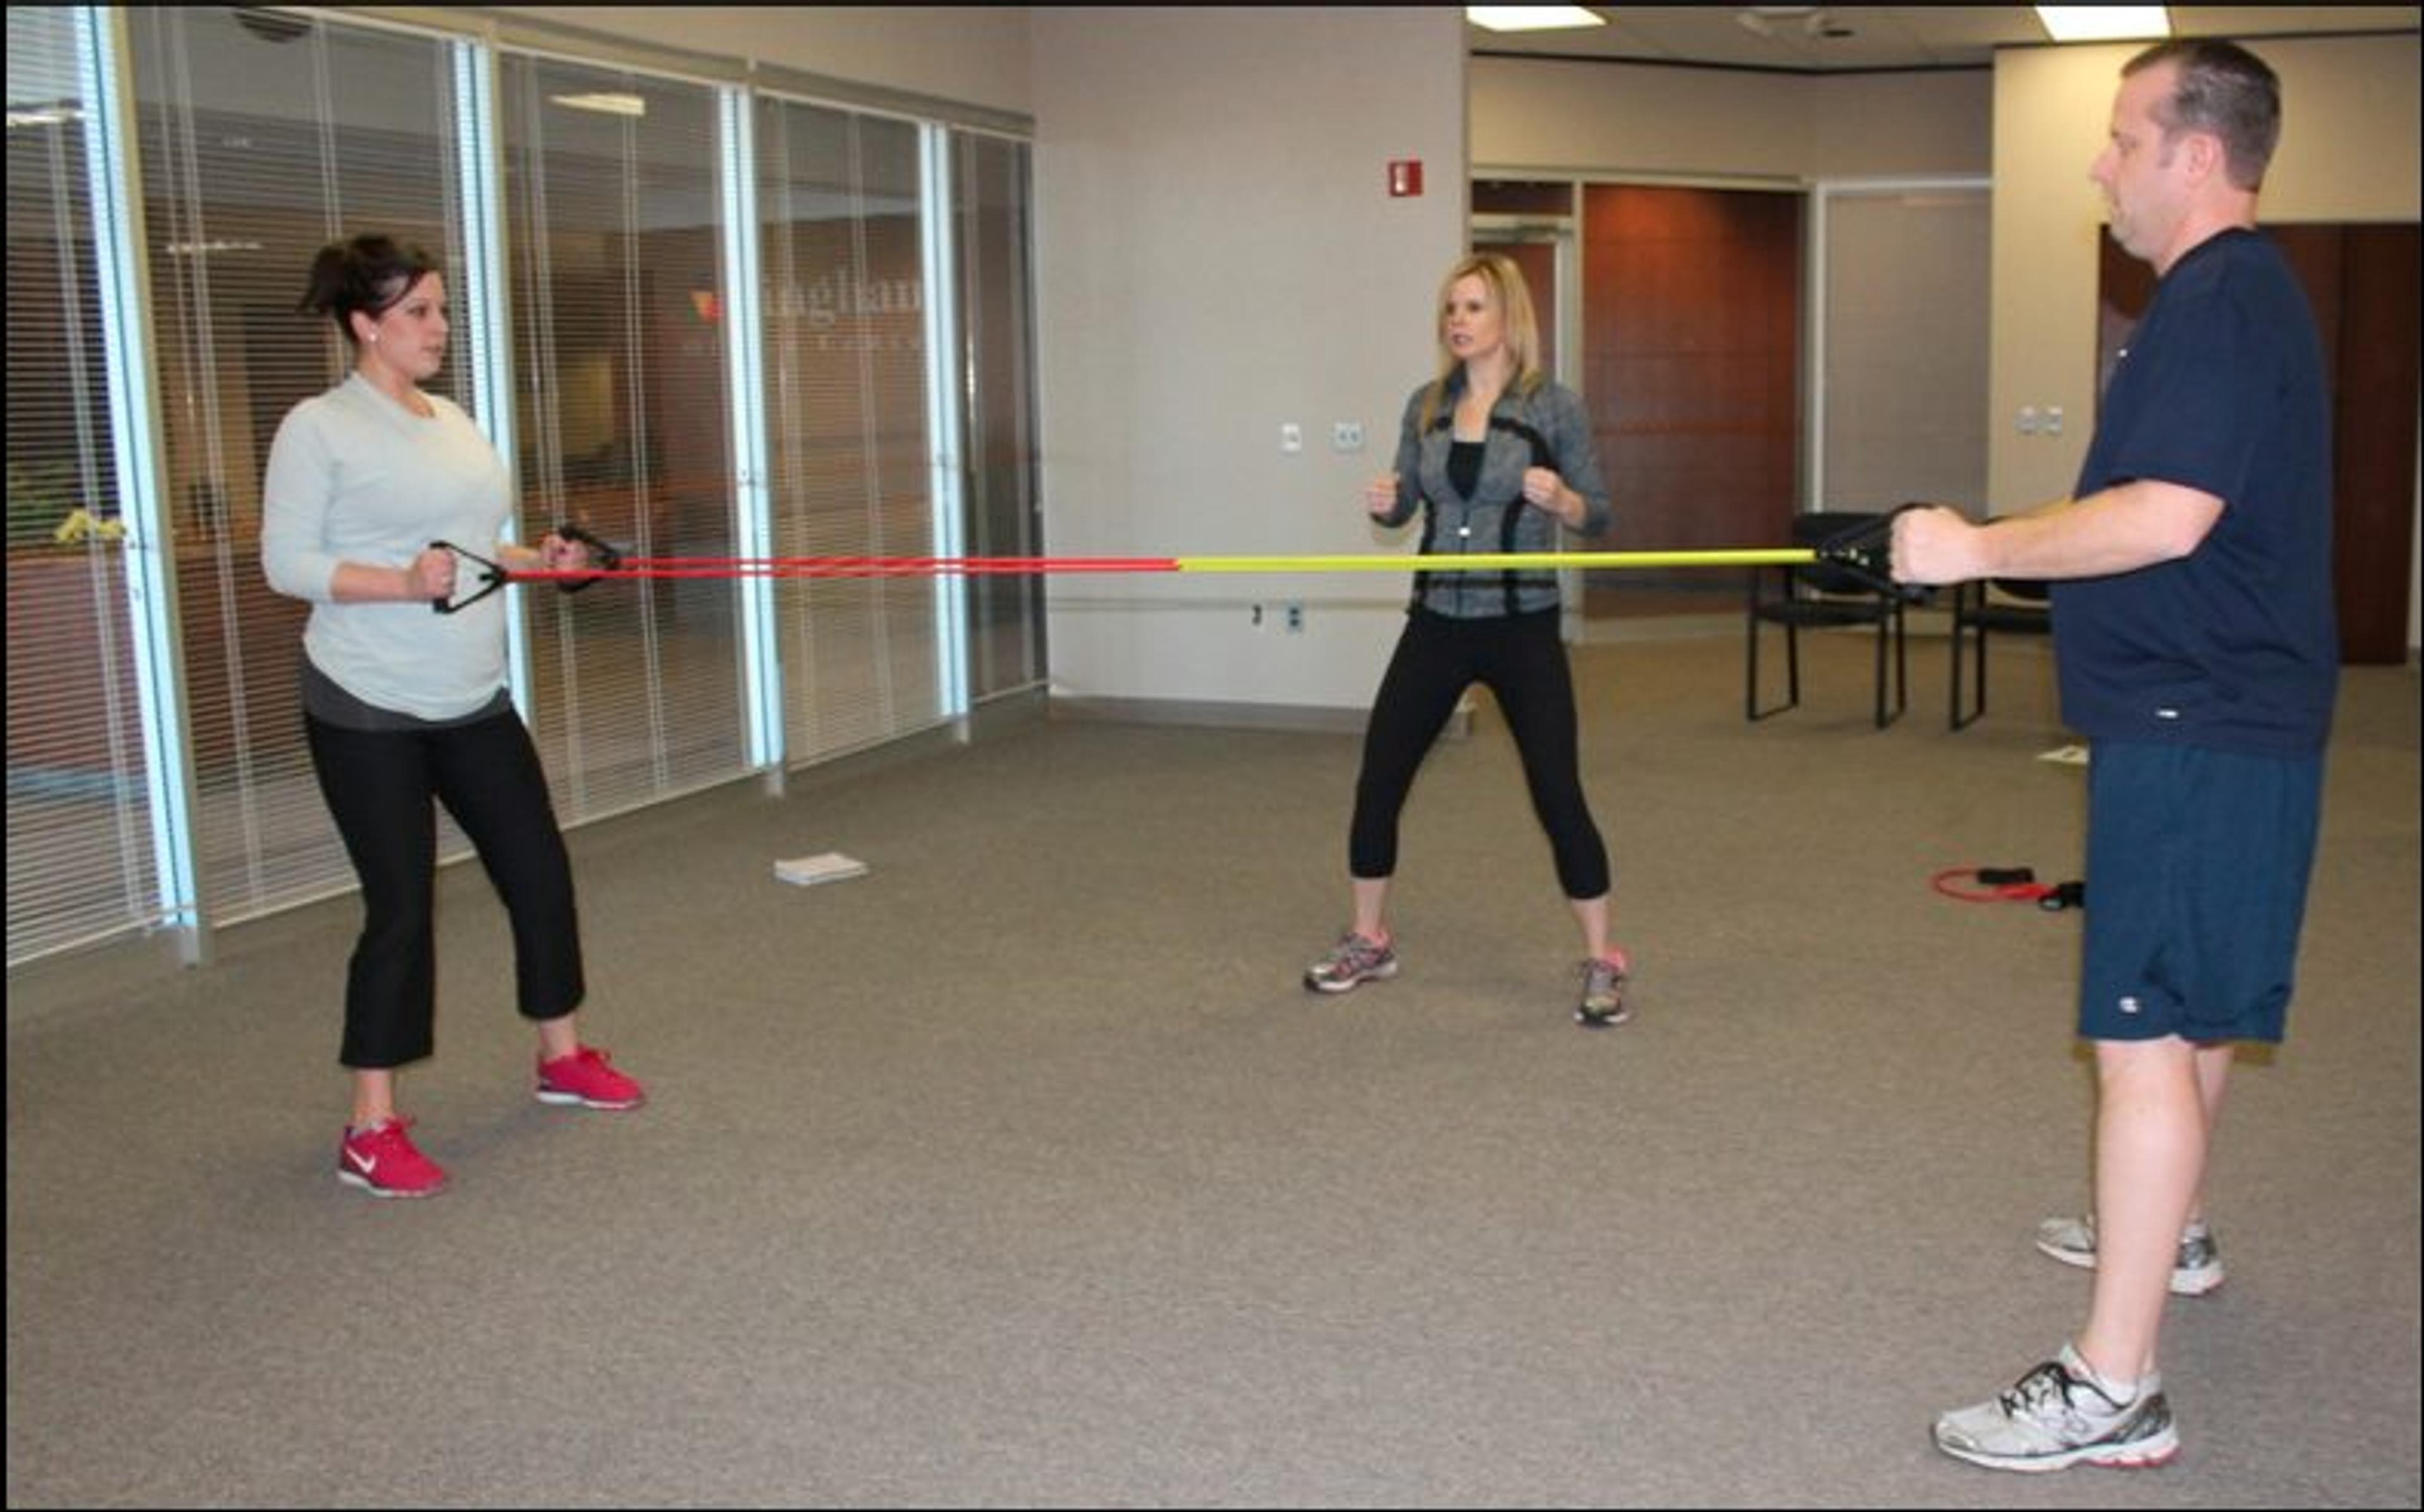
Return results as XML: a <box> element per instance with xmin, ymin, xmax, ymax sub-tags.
<box><xmin>757</xmin><ymin>96</ymin><xmax>943</xmax><ymax>763</ymax></box>
<box><xmin>124</xmin><ymin>7</ymin><xmax>472</xmax><ymax>927</ymax></box>
<box><xmin>953</xmin><ymin>131</ymin><xmax>1045</xmax><ymax>702</ymax></box>
<box><xmin>6</xmin><ymin>8</ymin><xmax>158</xmax><ymax>962</ymax></box>
<box><xmin>498</xmin><ymin>54</ymin><xmax>749</xmax><ymax>819</ymax></box>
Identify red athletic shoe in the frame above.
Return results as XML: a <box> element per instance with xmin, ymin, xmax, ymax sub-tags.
<box><xmin>535</xmin><ymin>1046</ymin><xmax>646</xmax><ymax>1111</ymax></box>
<box><xmin>337</xmin><ymin>1118</ymin><xmax>448</xmax><ymax>1198</ymax></box>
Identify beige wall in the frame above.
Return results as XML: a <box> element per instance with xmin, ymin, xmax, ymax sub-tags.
<box><xmin>1470</xmin><ymin>56</ymin><xmax>1990</xmax><ymax>179</ymax></box>
<box><xmin>1030</xmin><ymin>7</ymin><xmax>1467</xmax><ymax>711</ymax></box>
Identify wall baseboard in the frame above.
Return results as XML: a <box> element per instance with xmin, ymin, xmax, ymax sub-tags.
<box><xmin>1050</xmin><ymin>692</ymin><xmax>1468</xmax><ymax>740</ymax></box>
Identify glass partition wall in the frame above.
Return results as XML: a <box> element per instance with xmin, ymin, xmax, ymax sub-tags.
<box><xmin>4</xmin><ymin>7</ymin><xmax>1041</xmax><ymax>967</ymax></box>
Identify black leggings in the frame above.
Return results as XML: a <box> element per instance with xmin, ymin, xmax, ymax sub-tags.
<box><xmin>1348</xmin><ymin>608</ymin><xmax>1610</xmax><ymax>899</ymax></box>
<box><xmin>306</xmin><ymin>709</ymin><xmax>585</xmax><ymax>1069</ymax></box>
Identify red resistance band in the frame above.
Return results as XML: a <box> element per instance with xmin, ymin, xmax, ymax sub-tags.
<box><xmin>1931</xmin><ymin>867</ymin><xmax>2085</xmax><ymax>912</ymax></box>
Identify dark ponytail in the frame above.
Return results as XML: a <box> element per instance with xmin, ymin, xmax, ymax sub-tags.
<box><xmin>298</xmin><ymin>235</ymin><xmax>438</xmax><ymax>345</ymax></box>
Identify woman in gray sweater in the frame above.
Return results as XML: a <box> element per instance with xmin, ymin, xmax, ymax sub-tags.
<box><xmin>263</xmin><ymin>235</ymin><xmax>644</xmax><ymax>1197</ymax></box>
<box><xmin>1304</xmin><ymin>252</ymin><xmax>1632</xmax><ymax>1027</ymax></box>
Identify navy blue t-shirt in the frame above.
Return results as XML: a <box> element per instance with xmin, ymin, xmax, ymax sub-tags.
<box><xmin>2053</xmin><ymin>227</ymin><xmax>2337</xmax><ymax>756</ymax></box>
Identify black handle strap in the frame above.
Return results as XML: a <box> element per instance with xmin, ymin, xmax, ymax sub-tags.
<box><xmin>1811</xmin><ymin>504</ymin><xmax>1932</xmax><ymax>603</ymax></box>
<box><xmin>427</xmin><ymin>540</ymin><xmax>509</xmax><ymax>615</ymax></box>
<box><xmin>429</xmin><ymin>526</ymin><xmax>628</xmax><ymax>612</ymax></box>
<box><xmin>550</xmin><ymin>521</ymin><xmax>624</xmax><ymax>591</ymax></box>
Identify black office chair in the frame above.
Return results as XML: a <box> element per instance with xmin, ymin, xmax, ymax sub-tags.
<box><xmin>1948</xmin><ymin>576</ymin><xmax>2052</xmax><ymax>729</ymax></box>
<box><xmin>1745</xmin><ymin>509</ymin><xmax>1909</xmax><ymax>729</ymax></box>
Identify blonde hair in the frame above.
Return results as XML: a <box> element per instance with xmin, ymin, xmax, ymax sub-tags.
<box><xmin>1419</xmin><ymin>251</ymin><xmax>1546</xmax><ymax>434</ymax></box>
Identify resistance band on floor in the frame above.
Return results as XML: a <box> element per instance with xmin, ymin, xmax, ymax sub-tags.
<box><xmin>1931</xmin><ymin>867</ymin><xmax>2085</xmax><ymax>912</ymax></box>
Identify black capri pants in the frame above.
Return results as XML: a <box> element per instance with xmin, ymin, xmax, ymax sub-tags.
<box><xmin>1349</xmin><ymin>606</ymin><xmax>1611</xmax><ymax>899</ymax></box>
<box><xmin>306</xmin><ymin>707</ymin><xmax>585</xmax><ymax>1068</ymax></box>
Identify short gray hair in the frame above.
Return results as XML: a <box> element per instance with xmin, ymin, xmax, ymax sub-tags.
<box><xmin>2126</xmin><ymin>39</ymin><xmax>2282</xmax><ymax>190</ymax></box>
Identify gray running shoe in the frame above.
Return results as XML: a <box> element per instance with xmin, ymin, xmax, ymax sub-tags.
<box><xmin>2035</xmin><ymin>1215</ymin><xmax>2225</xmax><ymax>1297</ymax></box>
<box><xmin>1575</xmin><ymin>952</ymin><xmax>1632</xmax><ymax>1028</ymax></box>
<box><xmin>1934</xmin><ymin>1344</ymin><xmax>2179</xmax><ymax>1473</ymax></box>
<box><xmin>1304</xmin><ymin>932</ymin><xmax>1398</xmax><ymax>993</ymax></box>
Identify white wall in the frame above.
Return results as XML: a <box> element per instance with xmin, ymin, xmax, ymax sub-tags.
<box><xmin>1470</xmin><ymin>56</ymin><xmax>1990</xmax><ymax>178</ymax></box>
<box><xmin>1030</xmin><ymin>8</ymin><xmax>1467</xmax><ymax>713</ymax></box>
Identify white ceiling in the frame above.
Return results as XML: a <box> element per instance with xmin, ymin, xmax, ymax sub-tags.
<box><xmin>1468</xmin><ymin>6</ymin><xmax>2421</xmax><ymax>72</ymax></box>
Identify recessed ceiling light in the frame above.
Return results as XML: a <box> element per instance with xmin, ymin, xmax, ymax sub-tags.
<box><xmin>1466</xmin><ymin>6</ymin><xmax>1607</xmax><ymax>34</ymax></box>
<box><xmin>2034</xmin><ymin>6</ymin><xmax>2171</xmax><ymax>44</ymax></box>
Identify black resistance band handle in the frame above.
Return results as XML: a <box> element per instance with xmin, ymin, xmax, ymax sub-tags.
<box><xmin>550</xmin><ymin>521</ymin><xmax>624</xmax><ymax>592</ymax></box>
<box><xmin>429</xmin><ymin>541</ymin><xmax>509</xmax><ymax>615</ymax></box>
<box><xmin>1812</xmin><ymin>504</ymin><xmax>1932</xmax><ymax>603</ymax></box>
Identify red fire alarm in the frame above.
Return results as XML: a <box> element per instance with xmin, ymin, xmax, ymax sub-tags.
<box><xmin>1387</xmin><ymin>159</ymin><xmax>1423</xmax><ymax>198</ymax></box>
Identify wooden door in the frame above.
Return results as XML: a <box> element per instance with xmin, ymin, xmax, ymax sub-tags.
<box><xmin>1580</xmin><ymin>184</ymin><xmax>1802</xmax><ymax>610</ymax></box>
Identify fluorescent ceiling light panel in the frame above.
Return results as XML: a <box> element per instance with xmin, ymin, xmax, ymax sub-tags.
<box><xmin>2033</xmin><ymin>6</ymin><xmax>2172</xmax><ymax>43</ymax></box>
<box><xmin>1466</xmin><ymin>6</ymin><xmax>1607</xmax><ymax>33</ymax></box>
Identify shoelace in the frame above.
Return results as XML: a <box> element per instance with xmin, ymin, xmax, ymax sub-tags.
<box><xmin>2002</xmin><ymin>1361</ymin><xmax>2120</xmax><ymax>1420</ymax></box>
<box><xmin>1326</xmin><ymin>936</ymin><xmax>1385</xmax><ymax>972</ymax></box>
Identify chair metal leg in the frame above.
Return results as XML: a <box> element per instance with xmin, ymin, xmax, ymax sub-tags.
<box><xmin>1746</xmin><ymin>569</ymin><xmax>1803</xmax><ymax>722</ymax></box>
<box><xmin>1891</xmin><ymin>602</ymin><xmax>1908</xmax><ymax>723</ymax></box>
<box><xmin>1951</xmin><ymin>616</ymin><xmax>1986</xmax><ymax>730</ymax></box>
<box><xmin>1747</xmin><ymin>617</ymin><xmax>1802</xmax><ymax>721</ymax></box>
<box><xmin>1872</xmin><ymin>613</ymin><xmax>1889</xmax><ymax>728</ymax></box>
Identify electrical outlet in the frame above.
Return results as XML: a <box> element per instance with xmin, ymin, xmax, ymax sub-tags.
<box><xmin>1285</xmin><ymin>603</ymin><xmax>1304</xmax><ymax>634</ymax></box>
<box><xmin>1331</xmin><ymin>421</ymin><xmax>1364</xmax><ymax>452</ymax></box>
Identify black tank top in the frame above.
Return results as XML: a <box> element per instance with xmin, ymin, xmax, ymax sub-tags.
<box><xmin>1447</xmin><ymin>439</ymin><xmax>1485</xmax><ymax>499</ymax></box>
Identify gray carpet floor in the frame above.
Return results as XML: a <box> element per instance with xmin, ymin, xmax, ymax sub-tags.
<box><xmin>8</xmin><ymin>630</ymin><xmax>2420</xmax><ymax>1508</ymax></box>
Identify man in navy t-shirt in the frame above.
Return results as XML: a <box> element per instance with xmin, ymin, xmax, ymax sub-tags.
<box><xmin>1894</xmin><ymin>39</ymin><xmax>2335</xmax><ymax>1473</ymax></box>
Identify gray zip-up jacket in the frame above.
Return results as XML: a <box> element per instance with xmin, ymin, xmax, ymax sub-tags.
<box><xmin>1375</xmin><ymin>372</ymin><xmax>1612</xmax><ymax>618</ymax></box>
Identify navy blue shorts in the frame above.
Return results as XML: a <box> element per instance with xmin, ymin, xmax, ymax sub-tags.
<box><xmin>2077</xmin><ymin>741</ymin><xmax>2324</xmax><ymax>1044</ymax></box>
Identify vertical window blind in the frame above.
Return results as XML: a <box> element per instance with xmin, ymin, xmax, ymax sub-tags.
<box><xmin>953</xmin><ymin>131</ymin><xmax>1046</xmax><ymax>702</ymax></box>
<box><xmin>498</xmin><ymin>54</ymin><xmax>749</xmax><ymax>822</ymax></box>
<box><xmin>127</xmin><ymin>6</ymin><xmax>472</xmax><ymax>926</ymax></box>
<box><xmin>6</xmin><ymin>8</ymin><xmax>155</xmax><ymax>961</ymax></box>
<box><xmin>758</xmin><ymin>97</ymin><xmax>945</xmax><ymax>764</ymax></box>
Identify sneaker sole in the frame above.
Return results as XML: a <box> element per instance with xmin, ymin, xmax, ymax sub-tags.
<box><xmin>1576</xmin><ymin>1005</ymin><xmax>1633</xmax><ymax>1029</ymax></box>
<box><xmin>535</xmin><ymin>1088</ymin><xmax>644</xmax><ymax>1111</ymax></box>
<box><xmin>1303</xmin><ymin>962</ymin><xmax>1398</xmax><ymax>993</ymax></box>
<box><xmin>1935</xmin><ymin>1424</ymin><xmax>2180</xmax><ymax>1473</ymax></box>
<box><xmin>2033</xmin><ymin>1240</ymin><xmax>2225</xmax><ymax>1297</ymax></box>
<box><xmin>337</xmin><ymin>1168</ymin><xmax>445</xmax><ymax>1199</ymax></box>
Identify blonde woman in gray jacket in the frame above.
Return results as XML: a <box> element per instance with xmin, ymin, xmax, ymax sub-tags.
<box><xmin>1304</xmin><ymin>252</ymin><xmax>1632</xmax><ymax>1027</ymax></box>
